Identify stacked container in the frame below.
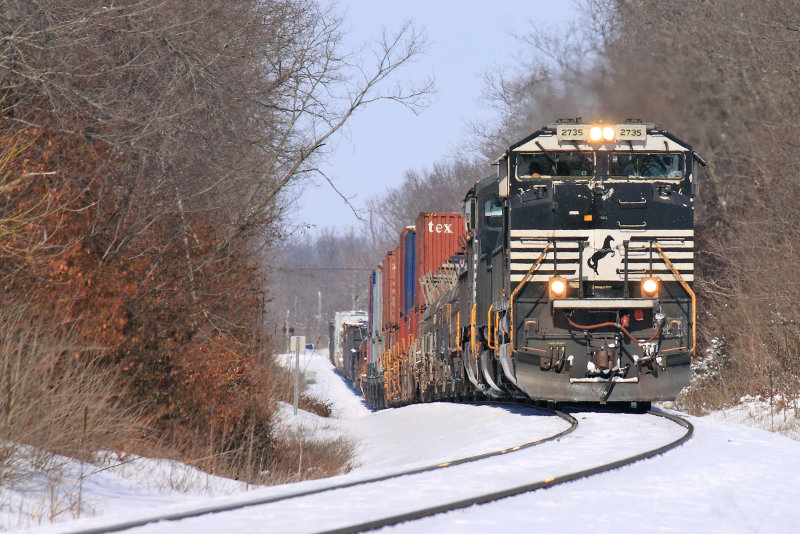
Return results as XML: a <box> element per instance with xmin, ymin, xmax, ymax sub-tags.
<box><xmin>400</xmin><ymin>227</ymin><xmax>416</xmax><ymax>317</ymax></box>
<box><xmin>414</xmin><ymin>212</ymin><xmax>467</xmax><ymax>311</ymax></box>
<box><xmin>366</xmin><ymin>212</ymin><xmax>467</xmax><ymax>407</ymax></box>
<box><xmin>366</xmin><ymin>271</ymin><xmax>374</xmax><ymax>366</ymax></box>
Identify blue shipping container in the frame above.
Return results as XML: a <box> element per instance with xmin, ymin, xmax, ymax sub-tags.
<box><xmin>403</xmin><ymin>228</ymin><xmax>416</xmax><ymax>316</ymax></box>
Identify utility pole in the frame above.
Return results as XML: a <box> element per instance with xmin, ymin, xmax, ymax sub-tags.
<box><xmin>290</xmin><ymin>335</ymin><xmax>305</xmax><ymax>415</ymax></box>
<box><xmin>285</xmin><ymin>309</ymin><xmax>290</xmax><ymax>353</ymax></box>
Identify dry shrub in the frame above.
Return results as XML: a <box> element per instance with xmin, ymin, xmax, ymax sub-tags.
<box><xmin>0</xmin><ymin>303</ymin><xmax>145</xmax><ymax>524</ymax></box>
<box><xmin>300</xmin><ymin>395</ymin><xmax>333</xmax><ymax>418</ymax></box>
<box><xmin>680</xmin><ymin>182</ymin><xmax>800</xmax><ymax>414</ymax></box>
<box><xmin>264</xmin><ymin>434</ymin><xmax>355</xmax><ymax>485</ymax></box>
<box><xmin>0</xmin><ymin>309</ymin><xmax>144</xmax><ymax>459</ymax></box>
<box><xmin>139</xmin><ymin>350</ymin><xmax>352</xmax><ymax>487</ymax></box>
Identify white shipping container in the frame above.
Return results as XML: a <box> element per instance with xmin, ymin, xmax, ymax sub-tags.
<box><xmin>370</xmin><ymin>267</ymin><xmax>384</xmax><ymax>366</ymax></box>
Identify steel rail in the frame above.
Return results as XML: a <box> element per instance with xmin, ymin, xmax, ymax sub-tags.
<box><xmin>320</xmin><ymin>410</ymin><xmax>693</xmax><ymax>534</ymax></box>
<box><xmin>64</xmin><ymin>402</ymin><xmax>577</xmax><ymax>534</ymax></box>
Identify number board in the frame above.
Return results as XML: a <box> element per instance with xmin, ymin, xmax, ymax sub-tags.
<box><xmin>556</xmin><ymin>125</ymin><xmax>587</xmax><ymax>141</ymax></box>
<box><xmin>616</xmin><ymin>124</ymin><xmax>647</xmax><ymax>141</ymax></box>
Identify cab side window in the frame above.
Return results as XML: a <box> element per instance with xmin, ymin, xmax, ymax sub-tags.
<box><xmin>483</xmin><ymin>196</ymin><xmax>503</xmax><ymax>229</ymax></box>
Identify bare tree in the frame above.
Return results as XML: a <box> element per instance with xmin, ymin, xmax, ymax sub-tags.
<box><xmin>365</xmin><ymin>158</ymin><xmax>487</xmax><ymax>251</ymax></box>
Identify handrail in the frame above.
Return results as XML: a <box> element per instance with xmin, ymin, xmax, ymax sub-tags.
<box><xmin>618</xmin><ymin>198</ymin><xmax>647</xmax><ymax>208</ymax></box>
<box><xmin>492</xmin><ymin>312</ymin><xmax>500</xmax><ymax>349</ymax></box>
<box><xmin>617</xmin><ymin>221</ymin><xmax>647</xmax><ymax>229</ymax></box>
<box><xmin>470</xmin><ymin>302</ymin><xmax>477</xmax><ymax>357</ymax></box>
<box><xmin>653</xmin><ymin>241</ymin><xmax>696</xmax><ymax>356</ymax></box>
<box><xmin>455</xmin><ymin>310</ymin><xmax>461</xmax><ymax>355</ymax></box>
<box><xmin>509</xmin><ymin>243</ymin><xmax>552</xmax><ymax>353</ymax></box>
<box><xmin>486</xmin><ymin>304</ymin><xmax>495</xmax><ymax>350</ymax></box>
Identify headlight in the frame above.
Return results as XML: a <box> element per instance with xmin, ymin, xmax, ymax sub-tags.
<box><xmin>641</xmin><ymin>277</ymin><xmax>659</xmax><ymax>297</ymax></box>
<box><xmin>549</xmin><ymin>277</ymin><xmax>567</xmax><ymax>299</ymax></box>
<box><xmin>589</xmin><ymin>125</ymin><xmax>616</xmax><ymax>143</ymax></box>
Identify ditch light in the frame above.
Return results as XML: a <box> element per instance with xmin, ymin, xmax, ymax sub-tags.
<box><xmin>641</xmin><ymin>277</ymin><xmax>659</xmax><ymax>298</ymax></box>
<box><xmin>549</xmin><ymin>276</ymin><xmax>567</xmax><ymax>299</ymax></box>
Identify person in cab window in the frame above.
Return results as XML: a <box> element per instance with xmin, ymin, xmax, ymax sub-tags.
<box><xmin>527</xmin><ymin>158</ymin><xmax>545</xmax><ymax>176</ymax></box>
<box><xmin>523</xmin><ymin>155</ymin><xmax>554</xmax><ymax>177</ymax></box>
<box><xmin>641</xmin><ymin>154</ymin><xmax>670</xmax><ymax>177</ymax></box>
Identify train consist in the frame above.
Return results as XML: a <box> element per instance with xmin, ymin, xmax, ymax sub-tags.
<box><xmin>330</xmin><ymin>120</ymin><xmax>703</xmax><ymax>410</ymax></box>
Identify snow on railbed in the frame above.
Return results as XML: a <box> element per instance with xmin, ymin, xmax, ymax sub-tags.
<box><xmin>273</xmin><ymin>349</ymin><xmax>569</xmax><ymax>473</ymax></box>
<box><xmin>11</xmin><ymin>348</ymin><xmax>800</xmax><ymax>533</ymax></box>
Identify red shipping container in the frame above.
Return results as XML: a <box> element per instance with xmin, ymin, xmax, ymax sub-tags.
<box><xmin>390</xmin><ymin>244</ymin><xmax>401</xmax><ymax>329</ymax></box>
<box><xmin>366</xmin><ymin>271</ymin><xmax>375</xmax><ymax>365</ymax></box>
<box><xmin>414</xmin><ymin>212</ymin><xmax>466</xmax><ymax>310</ymax></box>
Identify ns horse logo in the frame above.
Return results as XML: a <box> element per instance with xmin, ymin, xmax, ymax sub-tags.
<box><xmin>587</xmin><ymin>235</ymin><xmax>615</xmax><ymax>275</ymax></box>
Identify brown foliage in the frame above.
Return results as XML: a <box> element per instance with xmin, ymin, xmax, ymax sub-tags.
<box><xmin>0</xmin><ymin>0</ymin><xmax>288</xmax><ymax>475</ymax></box>
<box><xmin>1</xmin><ymin>0</ymin><xmax>429</xmax><ymax>487</ymax></box>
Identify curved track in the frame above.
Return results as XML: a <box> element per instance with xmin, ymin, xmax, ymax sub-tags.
<box><xmin>321</xmin><ymin>409</ymin><xmax>693</xmax><ymax>534</ymax></box>
<box><xmin>65</xmin><ymin>402</ymin><xmax>576</xmax><ymax>534</ymax></box>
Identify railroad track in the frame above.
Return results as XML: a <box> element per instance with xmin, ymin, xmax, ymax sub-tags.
<box><xmin>322</xmin><ymin>409</ymin><xmax>693</xmax><ymax>534</ymax></box>
<box><xmin>63</xmin><ymin>402</ymin><xmax>576</xmax><ymax>534</ymax></box>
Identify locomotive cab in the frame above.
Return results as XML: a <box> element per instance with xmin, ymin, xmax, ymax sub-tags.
<box><xmin>462</xmin><ymin>176</ymin><xmax>511</xmax><ymax>395</ymax></box>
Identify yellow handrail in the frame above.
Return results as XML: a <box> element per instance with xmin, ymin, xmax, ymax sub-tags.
<box><xmin>494</xmin><ymin>312</ymin><xmax>500</xmax><ymax>347</ymax></box>
<box><xmin>470</xmin><ymin>302</ymin><xmax>477</xmax><ymax>357</ymax></box>
<box><xmin>509</xmin><ymin>243</ymin><xmax>552</xmax><ymax>353</ymax></box>
<box><xmin>653</xmin><ymin>242</ymin><xmax>696</xmax><ymax>356</ymax></box>
<box><xmin>455</xmin><ymin>311</ymin><xmax>461</xmax><ymax>354</ymax></box>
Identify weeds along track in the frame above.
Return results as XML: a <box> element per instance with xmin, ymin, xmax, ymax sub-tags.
<box><xmin>63</xmin><ymin>402</ymin><xmax>576</xmax><ymax>534</ymax></box>
<box><xmin>322</xmin><ymin>409</ymin><xmax>694</xmax><ymax>534</ymax></box>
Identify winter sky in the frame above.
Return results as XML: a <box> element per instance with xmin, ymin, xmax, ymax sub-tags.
<box><xmin>294</xmin><ymin>0</ymin><xmax>577</xmax><ymax>234</ymax></box>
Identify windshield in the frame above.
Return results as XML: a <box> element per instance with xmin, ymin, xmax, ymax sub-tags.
<box><xmin>516</xmin><ymin>152</ymin><xmax>592</xmax><ymax>179</ymax></box>
<box><xmin>609</xmin><ymin>152</ymin><xmax>684</xmax><ymax>179</ymax></box>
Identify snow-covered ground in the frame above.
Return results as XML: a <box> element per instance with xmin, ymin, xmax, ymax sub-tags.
<box><xmin>1</xmin><ymin>448</ymin><xmax>251</xmax><ymax>532</ymax></box>
<box><xmin>8</xmin><ymin>349</ymin><xmax>800</xmax><ymax>533</ymax></box>
<box><xmin>705</xmin><ymin>394</ymin><xmax>800</xmax><ymax>441</ymax></box>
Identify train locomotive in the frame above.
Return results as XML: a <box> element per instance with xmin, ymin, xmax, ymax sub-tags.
<box><xmin>333</xmin><ymin>120</ymin><xmax>703</xmax><ymax>411</ymax></box>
